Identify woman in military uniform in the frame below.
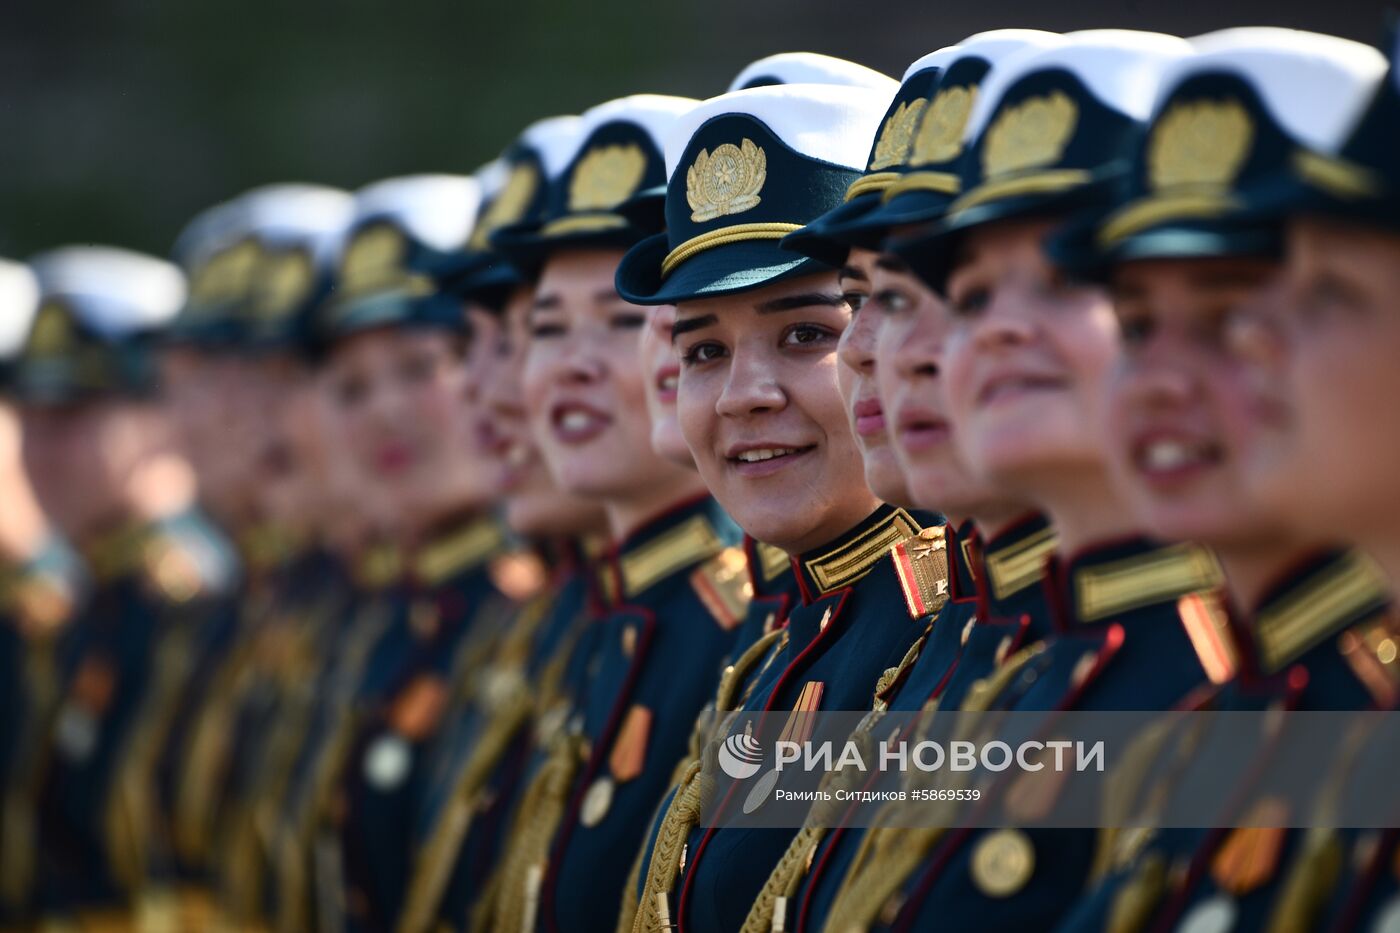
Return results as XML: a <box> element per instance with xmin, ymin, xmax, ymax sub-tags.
<box><xmin>482</xmin><ymin>93</ymin><xmax>759</xmax><ymax>933</ymax></box>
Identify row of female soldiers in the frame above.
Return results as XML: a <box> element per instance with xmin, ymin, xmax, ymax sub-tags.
<box><xmin>2</xmin><ymin>22</ymin><xmax>1400</xmax><ymax>933</ymax></box>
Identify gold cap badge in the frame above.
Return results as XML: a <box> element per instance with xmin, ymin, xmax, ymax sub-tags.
<box><xmin>470</xmin><ymin>162</ymin><xmax>540</xmax><ymax>250</ymax></box>
<box><xmin>340</xmin><ymin>225</ymin><xmax>407</xmax><ymax>297</ymax></box>
<box><xmin>568</xmin><ymin>143</ymin><xmax>647</xmax><ymax>212</ymax></box>
<box><xmin>983</xmin><ymin>91</ymin><xmax>1078</xmax><ymax>180</ymax></box>
<box><xmin>1149</xmin><ymin>99</ymin><xmax>1253</xmax><ymax>193</ymax></box>
<box><xmin>250</xmin><ymin>249</ymin><xmax>315</xmax><ymax>320</ymax></box>
<box><xmin>27</xmin><ymin>302</ymin><xmax>76</xmax><ymax>357</ymax></box>
<box><xmin>911</xmin><ymin>85</ymin><xmax>978</xmax><ymax>167</ymax></box>
<box><xmin>687</xmin><ymin>138</ymin><xmax>768</xmax><ymax>223</ymax></box>
<box><xmin>188</xmin><ymin>239</ymin><xmax>260</xmax><ymax>306</ymax></box>
<box><xmin>869</xmin><ymin>98</ymin><xmax>929</xmax><ymax>171</ymax></box>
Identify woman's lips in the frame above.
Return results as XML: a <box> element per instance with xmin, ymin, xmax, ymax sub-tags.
<box><xmin>374</xmin><ymin>441</ymin><xmax>415</xmax><ymax>475</ymax></box>
<box><xmin>894</xmin><ymin>407</ymin><xmax>952</xmax><ymax>453</ymax></box>
<box><xmin>550</xmin><ymin>401</ymin><xmax>612</xmax><ymax>445</ymax></box>
<box><xmin>653</xmin><ymin>366</ymin><xmax>680</xmax><ymax>404</ymax></box>
<box><xmin>724</xmin><ymin>442</ymin><xmax>818</xmax><ymax>479</ymax></box>
<box><xmin>1129</xmin><ymin>430</ymin><xmax>1223</xmax><ymax>485</ymax></box>
<box><xmin>851</xmin><ymin>397</ymin><xmax>886</xmax><ymax>438</ymax></box>
<box><xmin>975</xmin><ymin>371</ymin><xmax>1069</xmax><ymax>408</ymax></box>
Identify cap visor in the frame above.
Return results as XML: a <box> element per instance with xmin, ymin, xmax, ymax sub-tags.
<box><xmin>616</xmin><ymin>233</ymin><xmax>832</xmax><ymax>306</ymax></box>
<box><xmin>782</xmin><ymin>198</ymin><xmax>882</xmax><ymax>265</ymax></box>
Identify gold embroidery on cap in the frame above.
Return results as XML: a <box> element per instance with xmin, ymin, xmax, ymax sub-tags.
<box><xmin>911</xmin><ymin>85</ymin><xmax>977</xmax><ymax>166</ymax></box>
<box><xmin>1098</xmin><ymin>99</ymin><xmax>1256</xmax><ymax>246</ymax></box>
<box><xmin>28</xmin><ymin>303</ymin><xmax>75</xmax><ymax>357</ymax></box>
<box><xmin>340</xmin><ymin>225</ymin><xmax>407</xmax><ymax>296</ymax></box>
<box><xmin>1293</xmin><ymin>149</ymin><xmax>1383</xmax><ymax>200</ymax></box>
<box><xmin>188</xmin><ymin>239</ymin><xmax>260</xmax><ymax>305</ymax></box>
<box><xmin>470</xmin><ymin>163</ymin><xmax>540</xmax><ymax>249</ymax></box>
<box><xmin>844</xmin><ymin>172</ymin><xmax>902</xmax><ymax>202</ymax></box>
<box><xmin>1150</xmin><ymin>99</ymin><xmax>1253</xmax><ymax>192</ymax></box>
<box><xmin>687</xmin><ymin>138</ymin><xmax>767</xmax><ymax>223</ymax></box>
<box><xmin>869</xmin><ymin>98</ymin><xmax>929</xmax><ymax>171</ymax></box>
<box><xmin>982</xmin><ymin>91</ymin><xmax>1078</xmax><ymax>180</ymax></box>
<box><xmin>659</xmin><ymin>222</ymin><xmax>802</xmax><ymax>279</ymax></box>
<box><xmin>568</xmin><ymin>143</ymin><xmax>647</xmax><ymax>212</ymax></box>
<box><xmin>250</xmin><ymin>248</ymin><xmax>314</xmax><ymax>319</ymax></box>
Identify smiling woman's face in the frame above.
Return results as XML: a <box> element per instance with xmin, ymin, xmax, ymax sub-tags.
<box><xmin>522</xmin><ymin>248</ymin><xmax>680</xmax><ymax>509</ymax></box>
<box><xmin>320</xmin><ymin>326</ymin><xmax>485</xmax><ymax>532</ymax></box>
<box><xmin>837</xmin><ymin>248</ymin><xmax>910</xmax><ymax>506</ymax></box>
<box><xmin>942</xmin><ymin>219</ymin><xmax>1121</xmax><ymax>494</ymax></box>
<box><xmin>480</xmin><ymin>284</ymin><xmax>606</xmax><ymax>538</ymax></box>
<box><xmin>674</xmin><ymin>271</ymin><xmax>880</xmax><ymax>554</ymax></box>
<box><xmin>1103</xmin><ymin>257</ymin><xmax>1288</xmax><ymax>547</ymax></box>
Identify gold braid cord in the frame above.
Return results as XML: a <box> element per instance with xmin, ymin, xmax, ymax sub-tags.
<box><xmin>396</xmin><ymin>688</ymin><xmax>534</xmax><ymax>933</ymax></box>
<box><xmin>624</xmin><ymin>630</ymin><xmax>787</xmax><ymax>933</ymax></box>
<box><xmin>743</xmin><ymin>621</ymin><xmax>936</xmax><ymax>933</ymax></box>
<box><xmin>741</xmin><ymin>729</ymin><xmax>875</xmax><ymax>933</ymax></box>
<box><xmin>630</xmin><ymin>749</ymin><xmax>719</xmax><ymax>933</ymax></box>
<box><xmin>822</xmin><ymin>645</ymin><xmax>1045</xmax><ymax>932</ymax></box>
<box><xmin>397</xmin><ymin>595</ymin><xmax>552</xmax><ymax>933</ymax></box>
<box><xmin>487</xmin><ymin>732</ymin><xmax>582</xmax><ymax>933</ymax></box>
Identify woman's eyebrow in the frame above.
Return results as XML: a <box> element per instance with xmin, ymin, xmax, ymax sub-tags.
<box><xmin>671</xmin><ymin>314</ymin><xmax>717</xmax><ymax>341</ymax></box>
<box><xmin>755</xmin><ymin>292</ymin><xmax>847</xmax><ymax>314</ymax></box>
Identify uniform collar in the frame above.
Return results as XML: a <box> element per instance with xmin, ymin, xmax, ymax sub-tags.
<box><xmin>947</xmin><ymin>520</ymin><xmax>981</xmax><ymax>603</ymax></box>
<box><xmin>353</xmin><ymin>540</ymin><xmax>404</xmax><ymax>592</ymax></box>
<box><xmin>792</xmin><ymin>504</ymin><xmax>929</xmax><ymax>602</ymax></box>
<box><xmin>980</xmin><ymin>512</ymin><xmax>1058</xmax><ymax>609</ymax></box>
<box><xmin>1048</xmin><ymin>535</ymin><xmax>1224</xmax><ymax>631</ymax></box>
<box><xmin>599</xmin><ymin>495</ymin><xmax>732</xmax><ymax>605</ymax></box>
<box><xmin>410</xmin><ymin>514</ymin><xmax>506</xmax><ymax>587</ymax></box>
<box><xmin>744</xmin><ymin>534</ymin><xmax>794</xmax><ymax>600</ymax></box>
<box><xmin>238</xmin><ymin>521</ymin><xmax>307</xmax><ymax>576</ymax></box>
<box><xmin>84</xmin><ymin>520</ymin><xmax>156</xmax><ymax>583</ymax></box>
<box><xmin>1235</xmin><ymin>548</ymin><xmax>1393</xmax><ymax>682</ymax></box>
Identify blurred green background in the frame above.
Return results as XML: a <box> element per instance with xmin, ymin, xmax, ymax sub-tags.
<box><xmin>2</xmin><ymin>0</ymin><xmax>1390</xmax><ymax>259</ymax></box>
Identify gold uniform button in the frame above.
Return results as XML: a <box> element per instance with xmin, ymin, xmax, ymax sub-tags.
<box><xmin>970</xmin><ymin>828</ymin><xmax>1035</xmax><ymax>898</ymax></box>
<box><xmin>580</xmin><ymin>775</ymin><xmax>614</xmax><ymax>827</ymax></box>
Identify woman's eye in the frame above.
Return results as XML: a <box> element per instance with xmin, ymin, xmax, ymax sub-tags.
<box><xmin>948</xmin><ymin>285</ymin><xmax>990</xmax><ymax>318</ymax></box>
<box><xmin>397</xmin><ymin>352</ymin><xmax>440</xmax><ymax>384</ymax></box>
<box><xmin>333</xmin><ymin>376</ymin><xmax>369</xmax><ymax>408</ymax></box>
<box><xmin>609</xmin><ymin>311</ymin><xmax>648</xmax><ymax>331</ymax></box>
<box><xmin>842</xmin><ymin>290</ymin><xmax>870</xmax><ymax>314</ymax></box>
<box><xmin>1298</xmin><ymin>273</ymin><xmax>1362</xmax><ymax>324</ymax></box>
<box><xmin>781</xmin><ymin>323</ymin><xmax>838</xmax><ymax>348</ymax></box>
<box><xmin>680</xmin><ymin>341</ymin><xmax>727</xmax><ymax>366</ymax></box>
<box><xmin>528</xmin><ymin>321</ymin><xmax>566</xmax><ymax>339</ymax></box>
<box><xmin>874</xmin><ymin>289</ymin><xmax>912</xmax><ymax>315</ymax></box>
<box><xmin>1118</xmin><ymin>313</ymin><xmax>1155</xmax><ymax>347</ymax></box>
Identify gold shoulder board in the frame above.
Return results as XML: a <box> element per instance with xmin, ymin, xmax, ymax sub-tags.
<box><xmin>691</xmin><ymin>546</ymin><xmax>753</xmax><ymax>631</ymax></box>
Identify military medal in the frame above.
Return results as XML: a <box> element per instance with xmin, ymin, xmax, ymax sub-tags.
<box><xmin>363</xmin><ymin>734</ymin><xmax>412</xmax><ymax>790</ymax></box>
<box><xmin>970</xmin><ymin>828</ymin><xmax>1035</xmax><ymax>897</ymax></box>
<box><xmin>54</xmin><ymin>702</ymin><xmax>98</xmax><ymax>762</ymax></box>
<box><xmin>1210</xmin><ymin>797</ymin><xmax>1289</xmax><ymax>896</ymax></box>
<box><xmin>745</xmin><ymin>681</ymin><xmax>826</xmax><ymax>814</ymax></box>
<box><xmin>580</xmin><ymin>776</ymin><xmax>614</xmax><ymax>827</ymax></box>
<box><xmin>744</xmin><ymin>767</ymin><xmax>781</xmax><ymax>815</ymax></box>
<box><xmin>1176</xmin><ymin>895</ymin><xmax>1236</xmax><ymax>933</ymax></box>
